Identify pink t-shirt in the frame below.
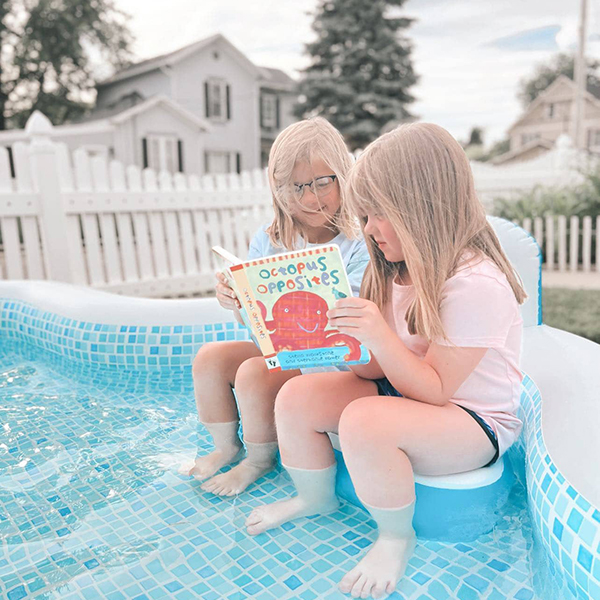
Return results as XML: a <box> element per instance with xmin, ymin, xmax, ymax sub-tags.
<box><xmin>385</xmin><ymin>253</ymin><xmax>523</xmax><ymax>456</ymax></box>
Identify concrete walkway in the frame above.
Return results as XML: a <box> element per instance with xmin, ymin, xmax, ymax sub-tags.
<box><xmin>541</xmin><ymin>270</ymin><xmax>600</xmax><ymax>290</ymax></box>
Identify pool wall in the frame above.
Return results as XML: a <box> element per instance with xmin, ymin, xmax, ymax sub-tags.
<box><xmin>1</xmin><ymin>280</ymin><xmax>599</xmax><ymax>600</ymax></box>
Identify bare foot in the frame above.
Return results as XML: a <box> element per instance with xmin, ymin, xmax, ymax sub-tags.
<box><xmin>245</xmin><ymin>495</ymin><xmax>339</xmax><ymax>536</ymax></box>
<box><xmin>186</xmin><ymin>444</ymin><xmax>244</xmax><ymax>482</ymax></box>
<box><xmin>200</xmin><ymin>457</ymin><xmax>274</xmax><ymax>496</ymax></box>
<box><xmin>338</xmin><ymin>533</ymin><xmax>417</xmax><ymax>599</ymax></box>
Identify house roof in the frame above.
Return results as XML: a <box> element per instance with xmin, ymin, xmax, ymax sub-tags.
<box><xmin>97</xmin><ymin>33</ymin><xmax>281</xmax><ymax>87</ymax></box>
<box><xmin>491</xmin><ymin>138</ymin><xmax>554</xmax><ymax>165</ymax></box>
<box><xmin>260</xmin><ymin>67</ymin><xmax>296</xmax><ymax>91</ymax></box>
<box><xmin>0</xmin><ymin>95</ymin><xmax>211</xmax><ymax>143</ymax></box>
<box><xmin>508</xmin><ymin>74</ymin><xmax>600</xmax><ymax>132</ymax></box>
<box><xmin>110</xmin><ymin>95</ymin><xmax>212</xmax><ymax>131</ymax></box>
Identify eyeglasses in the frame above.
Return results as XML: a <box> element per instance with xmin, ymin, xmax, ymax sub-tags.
<box><xmin>291</xmin><ymin>175</ymin><xmax>337</xmax><ymax>200</ymax></box>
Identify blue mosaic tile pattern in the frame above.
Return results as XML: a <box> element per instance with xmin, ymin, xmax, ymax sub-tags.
<box><xmin>0</xmin><ymin>299</ymin><xmax>250</xmax><ymax>370</ymax></box>
<box><xmin>1</xmin><ymin>296</ymin><xmax>598</xmax><ymax>600</ymax></box>
<box><xmin>518</xmin><ymin>376</ymin><xmax>600</xmax><ymax>600</ymax></box>
<box><xmin>0</xmin><ymin>345</ymin><xmax>544</xmax><ymax>600</ymax></box>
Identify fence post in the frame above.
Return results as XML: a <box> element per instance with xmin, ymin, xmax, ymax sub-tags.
<box><xmin>545</xmin><ymin>215</ymin><xmax>554</xmax><ymax>271</ymax></box>
<box><xmin>569</xmin><ymin>216</ymin><xmax>579</xmax><ymax>273</ymax></box>
<box><xmin>582</xmin><ymin>216</ymin><xmax>592</xmax><ymax>273</ymax></box>
<box><xmin>597</xmin><ymin>216</ymin><xmax>600</xmax><ymax>273</ymax></box>
<box><xmin>25</xmin><ymin>111</ymin><xmax>75</xmax><ymax>283</ymax></box>
<box><xmin>558</xmin><ymin>215</ymin><xmax>567</xmax><ymax>272</ymax></box>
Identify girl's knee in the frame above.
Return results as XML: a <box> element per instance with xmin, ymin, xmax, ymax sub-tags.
<box><xmin>339</xmin><ymin>397</ymin><xmax>401</xmax><ymax>450</ymax></box>
<box><xmin>274</xmin><ymin>376</ymin><xmax>316</xmax><ymax>421</ymax></box>
<box><xmin>192</xmin><ymin>342</ymin><xmax>229</xmax><ymax>377</ymax></box>
<box><xmin>338</xmin><ymin>398</ymin><xmax>373</xmax><ymax>441</ymax></box>
<box><xmin>234</xmin><ymin>356</ymin><xmax>267</xmax><ymax>391</ymax></box>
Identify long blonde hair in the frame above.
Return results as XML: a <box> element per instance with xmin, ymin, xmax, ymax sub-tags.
<box><xmin>267</xmin><ymin>117</ymin><xmax>357</xmax><ymax>249</ymax></box>
<box><xmin>342</xmin><ymin>122</ymin><xmax>527</xmax><ymax>342</ymax></box>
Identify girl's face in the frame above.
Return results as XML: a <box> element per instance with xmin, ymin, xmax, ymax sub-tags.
<box><xmin>363</xmin><ymin>212</ymin><xmax>405</xmax><ymax>262</ymax></box>
<box><xmin>289</xmin><ymin>159</ymin><xmax>341</xmax><ymax>230</ymax></box>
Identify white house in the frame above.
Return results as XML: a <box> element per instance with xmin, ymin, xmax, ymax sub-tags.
<box><xmin>0</xmin><ymin>34</ymin><xmax>297</xmax><ymax>176</ymax></box>
<box><xmin>494</xmin><ymin>75</ymin><xmax>600</xmax><ymax>165</ymax></box>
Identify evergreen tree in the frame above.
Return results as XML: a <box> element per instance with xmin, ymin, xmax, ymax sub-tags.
<box><xmin>0</xmin><ymin>0</ymin><xmax>133</xmax><ymax>130</ymax></box>
<box><xmin>294</xmin><ymin>0</ymin><xmax>417</xmax><ymax>150</ymax></box>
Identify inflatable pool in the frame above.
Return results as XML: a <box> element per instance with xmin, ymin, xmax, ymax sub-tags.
<box><xmin>0</xmin><ymin>218</ymin><xmax>599</xmax><ymax>600</ymax></box>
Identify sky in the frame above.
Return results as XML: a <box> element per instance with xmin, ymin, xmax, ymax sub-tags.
<box><xmin>112</xmin><ymin>0</ymin><xmax>600</xmax><ymax>146</ymax></box>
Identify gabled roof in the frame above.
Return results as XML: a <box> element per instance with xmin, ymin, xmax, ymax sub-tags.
<box><xmin>0</xmin><ymin>95</ymin><xmax>211</xmax><ymax>143</ymax></box>
<box><xmin>110</xmin><ymin>95</ymin><xmax>211</xmax><ymax>131</ymax></box>
<box><xmin>98</xmin><ymin>33</ymin><xmax>270</xmax><ymax>87</ymax></box>
<box><xmin>260</xmin><ymin>67</ymin><xmax>296</xmax><ymax>91</ymax></box>
<box><xmin>509</xmin><ymin>74</ymin><xmax>600</xmax><ymax>132</ymax></box>
<box><xmin>491</xmin><ymin>138</ymin><xmax>554</xmax><ymax>165</ymax></box>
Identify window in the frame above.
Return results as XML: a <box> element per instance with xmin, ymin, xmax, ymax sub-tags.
<box><xmin>204</xmin><ymin>79</ymin><xmax>230</xmax><ymax>121</ymax></box>
<box><xmin>521</xmin><ymin>132</ymin><xmax>541</xmax><ymax>146</ymax></box>
<box><xmin>205</xmin><ymin>151</ymin><xmax>241</xmax><ymax>174</ymax></box>
<box><xmin>260</xmin><ymin>93</ymin><xmax>279</xmax><ymax>129</ymax></box>
<box><xmin>143</xmin><ymin>134</ymin><xmax>180</xmax><ymax>173</ymax></box>
<box><xmin>587</xmin><ymin>129</ymin><xmax>600</xmax><ymax>148</ymax></box>
<box><xmin>547</xmin><ymin>101</ymin><xmax>571</xmax><ymax>120</ymax></box>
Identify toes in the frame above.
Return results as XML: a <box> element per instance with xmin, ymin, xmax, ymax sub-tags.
<box><xmin>245</xmin><ymin>510</ymin><xmax>262</xmax><ymax>527</ymax></box>
<box><xmin>350</xmin><ymin>574</ymin><xmax>368</xmax><ymax>598</ymax></box>
<box><xmin>360</xmin><ymin>580</ymin><xmax>373</xmax><ymax>599</ymax></box>
<box><xmin>371</xmin><ymin>582</ymin><xmax>387</xmax><ymax>599</ymax></box>
<box><xmin>200</xmin><ymin>479</ymin><xmax>216</xmax><ymax>492</ymax></box>
<box><xmin>339</xmin><ymin>569</ymin><xmax>359</xmax><ymax>594</ymax></box>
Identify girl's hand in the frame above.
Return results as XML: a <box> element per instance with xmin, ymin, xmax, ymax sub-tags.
<box><xmin>216</xmin><ymin>272</ymin><xmax>241</xmax><ymax>311</ymax></box>
<box><xmin>327</xmin><ymin>298</ymin><xmax>393</xmax><ymax>350</ymax></box>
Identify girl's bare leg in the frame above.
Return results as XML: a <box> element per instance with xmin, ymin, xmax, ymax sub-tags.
<box><xmin>187</xmin><ymin>341</ymin><xmax>261</xmax><ymax>480</ymax></box>
<box><xmin>201</xmin><ymin>357</ymin><xmax>300</xmax><ymax>496</ymax></box>
<box><xmin>337</xmin><ymin>396</ymin><xmax>497</xmax><ymax>599</ymax></box>
<box><xmin>245</xmin><ymin>371</ymin><xmax>378</xmax><ymax>535</ymax></box>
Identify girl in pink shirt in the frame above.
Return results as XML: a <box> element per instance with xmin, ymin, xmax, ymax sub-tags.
<box><xmin>245</xmin><ymin>123</ymin><xmax>527</xmax><ymax>599</ymax></box>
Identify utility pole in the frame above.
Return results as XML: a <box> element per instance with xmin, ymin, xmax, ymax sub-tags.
<box><xmin>573</xmin><ymin>0</ymin><xmax>588</xmax><ymax>150</ymax></box>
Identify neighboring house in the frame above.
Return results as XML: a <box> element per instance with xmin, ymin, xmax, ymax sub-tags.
<box><xmin>0</xmin><ymin>34</ymin><xmax>297</xmax><ymax>176</ymax></box>
<box><xmin>494</xmin><ymin>75</ymin><xmax>600</xmax><ymax>165</ymax></box>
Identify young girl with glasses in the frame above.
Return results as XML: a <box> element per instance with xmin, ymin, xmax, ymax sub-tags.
<box><xmin>245</xmin><ymin>123</ymin><xmax>526</xmax><ymax>599</ymax></box>
<box><xmin>186</xmin><ymin>117</ymin><xmax>370</xmax><ymax>497</ymax></box>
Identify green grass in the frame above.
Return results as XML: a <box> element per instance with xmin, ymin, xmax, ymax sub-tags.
<box><xmin>542</xmin><ymin>288</ymin><xmax>600</xmax><ymax>344</ymax></box>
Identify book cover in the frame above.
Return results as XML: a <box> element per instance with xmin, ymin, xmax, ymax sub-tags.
<box><xmin>226</xmin><ymin>244</ymin><xmax>370</xmax><ymax>371</ymax></box>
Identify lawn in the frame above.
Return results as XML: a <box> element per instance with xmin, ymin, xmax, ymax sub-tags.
<box><xmin>541</xmin><ymin>288</ymin><xmax>600</xmax><ymax>344</ymax></box>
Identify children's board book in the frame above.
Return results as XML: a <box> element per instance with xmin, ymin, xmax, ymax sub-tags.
<box><xmin>212</xmin><ymin>244</ymin><xmax>370</xmax><ymax>371</ymax></box>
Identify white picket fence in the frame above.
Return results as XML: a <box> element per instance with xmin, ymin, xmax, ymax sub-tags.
<box><xmin>0</xmin><ymin>113</ymin><xmax>598</xmax><ymax>297</ymax></box>
<box><xmin>521</xmin><ymin>215</ymin><xmax>599</xmax><ymax>272</ymax></box>
<box><xmin>0</xmin><ymin>113</ymin><xmax>274</xmax><ymax>297</ymax></box>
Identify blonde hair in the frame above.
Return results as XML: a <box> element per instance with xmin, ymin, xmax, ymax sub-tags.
<box><xmin>341</xmin><ymin>122</ymin><xmax>527</xmax><ymax>342</ymax></box>
<box><xmin>267</xmin><ymin>117</ymin><xmax>357</xmax><ymax>249</ymax></box>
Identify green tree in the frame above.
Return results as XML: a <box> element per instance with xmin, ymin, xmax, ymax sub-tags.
<box><xmin>0</xmin><ymin>0</ymin><xmax>133</xmax><ymax>130</ymax></box>
<box><xmin>294</xmin><ymin>0</ymin><xmax>417</xmax><ymax>151</ymax></box>
<box><xmin>517</xmin><ymin>52</ymin><xmax>600</xmax><ymax>108</ymax></box>
<box><xmin>467</xmin><ymin>127</ymin><xmax>483</xmax><ymax>146</ymax></box>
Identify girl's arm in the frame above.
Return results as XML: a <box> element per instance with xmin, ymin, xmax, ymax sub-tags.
<box><xmin>348</xmin><ymin>352</ymin><xmax>385</xmax><ymax>379</ymax></box>
<box><xmin>328</xmin><ymin>298</ymin><xmax>486</xmax><ymax>406</ymax></box>
<box><xmin>370</xmin><ymin>333</ymin><xmax>486</xmax><ymax>406</ymax></box>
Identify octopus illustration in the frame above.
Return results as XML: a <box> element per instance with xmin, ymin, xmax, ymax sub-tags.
<box><xmin>258</xmin><ymin>291</ymin><xmax>362</xmax><ymax>361</ymax></box>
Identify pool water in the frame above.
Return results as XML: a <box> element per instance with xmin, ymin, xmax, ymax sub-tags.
<box><xmin>0</xmin><ymin>342</ymin><xmax>575</xmax><ymax>600</ymax></box>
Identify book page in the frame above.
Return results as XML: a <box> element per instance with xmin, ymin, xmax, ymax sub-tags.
<box><xmin>230</xmin><ymin>245</ymin><xmax>369</xmax><ymax>370</ymax></box>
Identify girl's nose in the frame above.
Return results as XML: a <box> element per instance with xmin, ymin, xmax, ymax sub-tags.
<box><xmin>364</xmin><ymin>216</ymin><xmax>376</xmax><ymax>235</ymax></box>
